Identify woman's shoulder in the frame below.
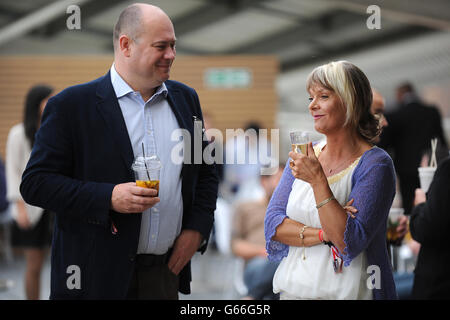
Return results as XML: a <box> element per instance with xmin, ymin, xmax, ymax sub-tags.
<box><xmin>361</xmin><ymin>146</ymin><xmax>393</xmax><ymax>166</ymax></box>
<box><xmin>350</xmin><ymin>147</ymin><xmax>396</xmax><ymax>194</ymax></box>
<box><xmin>354</xmin><ymin>146</ymin><xmax>395</xmax><ymax>177</ymax></box>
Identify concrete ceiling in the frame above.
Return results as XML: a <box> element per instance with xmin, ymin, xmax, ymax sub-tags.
<box><xmin>0</xmin><ymin>0</ymin><xmax>448</xmax><ymax>71</ymax></box>
<box><xmin>0</xmin><ymin>0</ymin><xmax>449</xmax><ymax>115</ymax></box>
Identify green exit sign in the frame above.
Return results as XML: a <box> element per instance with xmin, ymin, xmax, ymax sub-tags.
<box><xmin>204</xmin><ymin>68</ymin><xmax>252</xmax><ymax>89</ymax></box>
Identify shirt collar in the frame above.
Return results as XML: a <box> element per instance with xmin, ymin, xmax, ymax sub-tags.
<box><xmin>110</xmin><ymin>64</ymin><xmax>168</xmax><ymax>99</ymax></box>
<box><xmin>154</xmin><ymin>81</ymin><xmax>168</xmax><ymax>98</ymax></box>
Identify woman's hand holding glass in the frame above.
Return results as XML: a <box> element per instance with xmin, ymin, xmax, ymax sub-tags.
<box><xmin>288</xmin><ymin>142</ymin><xmax>327</xmax><ymax>187</ymax></box>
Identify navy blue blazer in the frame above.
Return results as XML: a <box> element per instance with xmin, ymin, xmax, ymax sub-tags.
<box><xmin>20</xmin><ymin>72</ymin><xmax>218</xmax><ymax>299</ymax></box>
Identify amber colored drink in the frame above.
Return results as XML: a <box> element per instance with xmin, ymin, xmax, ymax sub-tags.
<box><xmin>386</xmin><ymin>219</ymin><xmax>400</xmax><ymax>244</ymax></box>
<box><xmin>136</xmin><ymin>180</ymin><xmax>159</xmax><ymax>196</ymax></box>
<box><xmin>386</xmin><ymin>225</ymin><xmax>399</xmax><ymax>242</ymax></box>
<box><xmin>292</xmin><ymin>143</ymin><xmax>307</xmax><ymax>155</ymax></box>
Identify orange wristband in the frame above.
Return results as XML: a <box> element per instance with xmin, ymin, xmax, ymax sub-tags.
<box><xmin>319</xmin><ymin>229</ymin><xmax>324</xmax><ymax>242</ymax></box>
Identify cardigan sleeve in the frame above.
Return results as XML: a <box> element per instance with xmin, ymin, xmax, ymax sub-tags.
<box><xmin>264</xmin><ymin>159</ymin><xmax>295</xmax><ymax>261</ymax></box>
<box><xmin>342</xmin><ymin>154</ymin><xmax>396</xmax><ymax>267</ymax></box>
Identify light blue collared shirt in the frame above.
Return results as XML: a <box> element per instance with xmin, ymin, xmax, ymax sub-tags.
<box><xmin>110</xmin><ymin>64</ymin><xmax>183</xmax><ymax>255</ymax></box>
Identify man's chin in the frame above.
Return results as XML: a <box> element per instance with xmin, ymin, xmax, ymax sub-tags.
<box><xmin>159</xmin><ymin>73</ymin><xmax>170</xmax><ymax>82</ymax></box>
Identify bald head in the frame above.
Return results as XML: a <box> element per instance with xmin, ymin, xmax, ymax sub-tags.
<box><xmin>112</xmin><ymin>3</ymin><xmax>176</xmax><ymax>100</ymax></box>
<box><xmin>113</xmin><ymin>3</ymin><xmax>172</xmax><ymax>51</ymax></box>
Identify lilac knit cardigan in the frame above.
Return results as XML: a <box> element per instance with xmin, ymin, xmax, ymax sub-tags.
<box><xmin>264</xmin><ymin>147</ymin><xmax>398</xmax><ymax>300</ymax></box>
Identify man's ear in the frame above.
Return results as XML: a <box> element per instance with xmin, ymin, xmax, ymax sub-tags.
<box><xmin>119</xmin><ymin>35</ymin><xmax>132</xmax><ymax>57</ymax></box>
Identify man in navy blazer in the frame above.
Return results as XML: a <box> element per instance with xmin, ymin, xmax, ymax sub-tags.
<box><xmin>20</xmin><ymin>3</ymin><xmax>218</xmax><ymax>299</ymax></box>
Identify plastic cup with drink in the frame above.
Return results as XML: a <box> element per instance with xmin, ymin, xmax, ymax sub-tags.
<box><xmin>387</xmin><ymin>207</ymin><xmax>404</xmax><ymax>245</ymax></box>
<box><xmin>131</xmin><ymin>155</ymin><xmax>162</xmax><ymax>196</ymax></box>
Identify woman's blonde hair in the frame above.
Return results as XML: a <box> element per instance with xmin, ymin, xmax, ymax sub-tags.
<box><xmin>306</xmin><ymin>61</ymin><xmax>381</xmax><ymax>143</ymax></box>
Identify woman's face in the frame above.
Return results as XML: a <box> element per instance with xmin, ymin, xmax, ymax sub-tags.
<box><xmin>308</xmin><ymin>84</ymin><xmax>347</xmax><ymax>135</ymax></box>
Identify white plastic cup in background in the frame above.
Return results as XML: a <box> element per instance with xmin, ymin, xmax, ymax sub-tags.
<box><xmin>418</xmin><ymin>167</ymin><xmax>436</xmax><ymax>193</ymax></box>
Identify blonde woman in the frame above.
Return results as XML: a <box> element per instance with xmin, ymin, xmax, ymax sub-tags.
<box><xmin>265</xmin><ymin>61</ymin><xmax>397</xmax><ymax>299</ymax></box>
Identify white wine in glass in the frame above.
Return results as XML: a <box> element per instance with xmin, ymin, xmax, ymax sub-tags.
<box><xmin>290</xmin><ymin>131</ymin><xmax>310</xmax><ymax>155</ymax></box>
<box><xmin>292</xmin><ymin>143</ymin><xmax>308</xmax><ymax>155</ymax></box>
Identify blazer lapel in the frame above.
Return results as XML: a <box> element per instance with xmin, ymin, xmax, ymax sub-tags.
<box><xmin>96</xmin><ymin>72</ymin><xmax>134</xmax><ymax>177</ymax></box>
<box><xmin>166</xmin><ymin>84</ymin><xmax>196</xmax><ymax>187</ymax></box>
<box><xmin>166</xmin><ymin>88</ymin><xmax>191</xmax><ymax>133</ymax></box>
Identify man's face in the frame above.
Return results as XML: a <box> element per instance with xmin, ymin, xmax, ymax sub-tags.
<box><xmin>129</xmin><ymin>15</ymin><xmax>176</xmax><ymax>87</ymax></box>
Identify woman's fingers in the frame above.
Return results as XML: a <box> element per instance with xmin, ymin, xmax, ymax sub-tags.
<box><xmin>344</xmin><ymin>209</ymin><xmax>356</xmax><ymax>218</ymax></box>
<box><xmin>307</xmin><ymin>142</ymin><xmax>318</xmax><ymax>159</ymax></box>
<box><xmin>343</xmin><ymin>198</ymin><xmax>357</xmax><ymax>218</ymax></box>
<box><xmin>343</xmin><ymin>198</ymin><xmax>358</xmax><ymax>219</ymax></box>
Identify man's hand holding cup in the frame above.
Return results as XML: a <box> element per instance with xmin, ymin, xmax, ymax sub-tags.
<box><xmin>111</xmin><ymin>182</ymin><xmax>160</xmax><ymax>214</ymax></box>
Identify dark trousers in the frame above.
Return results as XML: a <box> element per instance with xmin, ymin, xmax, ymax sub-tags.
<box><xmin>126</xmin><ymin>251</ymin><xmax>179</xmax><ymax>300</ymax></box>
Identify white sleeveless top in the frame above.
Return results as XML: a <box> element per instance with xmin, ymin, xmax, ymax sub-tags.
<box><xmin>272</xmin><ymin>142</ymin><xmax>372</xmax><ymax>300</ymax></box>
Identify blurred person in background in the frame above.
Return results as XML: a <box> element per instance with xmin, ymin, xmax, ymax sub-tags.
<box><xmin>223</xmin><ymin>122</ymin><xmax>267</xmax><ymax>203</ymax></box>
<box><xmin>0</xmin><ymin>157</ymin><xmax>8</xmax><ymax>215</ymax></box>
<box><xmin>6</xmin><ymin>85</ymin><xmax>54</xmax><ymax>299</ymax></box>
<box><xmin>378</xmin><ymin>82</ymin><xmax>448</xmax><ymax>216</ymax></box>
<box><xmin>410</xmin><ymin>155</ymin><xmax>450</xmax><ymax>299</ymax></box>
<box><xmin>372</xmin><ymin>88</ymin><xmax>414</xmax><ymax>299</ymax></box>
<box><xmin>265</xmin><ymin>61</ymin><xmax>397</xmax><ymax>300</ymax></box>
<box><xmin>370</xmin><ymin>88</ymin><xmax>388</xmax><ymax>143</ymax></box>
<box><xmin>372</xmin><ymin>88</ymin><xmax>409</xmax><ymax>241</ymax></box>
<box><xmin>231</xmin><ymin>164</ymin><xmax>283</xmax><ymax>300</ymax></box>
<box><xmin>0</xmin><ymin>156</ymin><xmax>13</xmax><ymax>291</ymax></box>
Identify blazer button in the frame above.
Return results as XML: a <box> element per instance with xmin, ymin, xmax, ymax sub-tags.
<box><xmin>129</xmin><ymin>254</ymin><xmax>135</xmax><ymax>262</ymax></box>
